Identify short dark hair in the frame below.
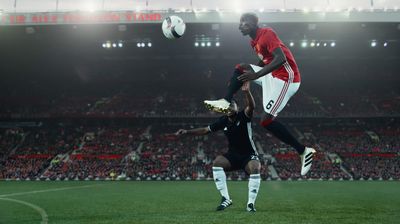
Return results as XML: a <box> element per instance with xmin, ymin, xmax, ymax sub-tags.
<box><xmin>240</xmin><ymin>12</ymin><xmax>258</xmax><ymax>25</ymax></box>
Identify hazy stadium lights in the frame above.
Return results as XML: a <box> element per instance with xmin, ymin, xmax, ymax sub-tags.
<box><xmin>330</xmin><ymin>42</ymin><xmax>336</xmax><ymax>47</ymax></box>
<box><xmin>312</xmin><ymin>7</ymin><xmax>320</xmax><ymax>12</ymax></box>
<box><xmin>141</xmin><ymin>43</ymin><xmax>145</xmax><ymax>47</ymax></box>
<box><xmin>106</xmin><ymin>42</ymin><xmax>111</xmax><ymax>48</ymax></box>
<box><xmin>112</xmin><ymin>43</ymin><xmax>117</xmax><ymax>48</ymax></box>
<box><xmin>102</xmin><ymin>43</ymin><xmax>107</xmax><ymax>48</ymax></box>
<box><xmin>280</xmin><ymin>8</ymin><xmax>286</xmax><ymax>12</ymax></box>
<box><xmin>215</xmin><ymin>42</ymin><xmax>220</xmax><ymax>47</ymax></box>
<box><xmin>84</xmin><ymin>2</ymin><xmax>96</xmax><ymax>13</ymax></box>
<box><xmin>118</xmin><ymin>42</ymin><xmax>123</xmax><ymax>48</ymax></box>
<box><xmin>136</xmin><ymin>43</ymin><xmax>141</xmax><ymax>48</ymax></box>
<box><xmin>383</xmin><ymin>42</ymin><xmax>388</xmax><ymax>47</ymax></box>
<box><xmin>259</xmin><ymin>8</ymin><xmax>264</xmax><ymax>13</ymax></box>
<box><xmin>289</xmin><ymin>42</ymin><xmax>294</xmax><ymax>47</ymax></box>
<box><xmin>25</xmin><ymin>27</ymin><xmax>35</xmax><ymax>34</ymax></box>
<box><xmin>201</xmin><ymin>42</ymin><xmax>206</xmax><ymax>47</ymax></box>
<box><xmin>371</xmin><ymin>41</ymin><xmax>377</xmax><ymax>47</ymax></box>
<box><xmin>357</xmin><ymin>7</ymin><xmax>363</xmax><ymax>12</ymax></box>
<box><xmin>310</xmin><ymin>42</ymin><xmax>315</xmax><ymax>47</ymax></box>
<box><xmin>303</xmin><ymin>8</ymin><xmax>309</xmax><ymax>13</ymax></box>
<box><xmin>301</xmin><ymin>41</ymin><xmax>308</xmax><ymax>48</ymax></box>
<box><xmin>234</xmin><ymin>3</ymin><xmax>243</xmax><ymax>14</ymax></box>
<box><xmin>323</xmin><ymin>42</ymin><xmax>327</xmax><ymax>47</ymax></box>
<box><xmin>206</xmin><ymin>42</ymin><xmax>211</xmax><ymax>47</ymax></box>
<box><xmin>194</xmin><ymin>42</ymin><xmax>199</xmax><ymax>47</ymax></box>
<box><xmin>316</xmin><ymin>42</ymin><xmax>320</xmax><ymax>47</ymax></box>
<box><xmin>235</xmin><ymin>8</ymin><xmax>243</xmax><ymax>13</ymax></box>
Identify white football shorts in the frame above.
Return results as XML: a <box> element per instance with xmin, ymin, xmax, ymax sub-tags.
<box><xmin>250</xmin><ymin>64</ymin><xmax>300</xmax><ymax>117</ymax></box>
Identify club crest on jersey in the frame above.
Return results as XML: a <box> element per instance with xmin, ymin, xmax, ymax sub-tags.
<box><xmin>254</xmin><ymin>44</ymin><xmax>263</xmax><ymax>60</ymax></box>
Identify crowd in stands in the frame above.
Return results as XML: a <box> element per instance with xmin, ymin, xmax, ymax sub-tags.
<box><xmin>1</xmin><ymin>118</ymin><xmax>398</xmax><ymax>181</ymax></box>
<box><xmin>40</xmin><ymin>126</ymin><xmax>143</xmax><ymax>180</ymax></box>
<box><xmin>0</xmin><ymin>128</ymin><xmax>24</xmax><ymax>161</ymax></box>
<box><xmin>0</xmin><ymin>83</ymin><xmax>399</xmax><ymax>119</ymax></box>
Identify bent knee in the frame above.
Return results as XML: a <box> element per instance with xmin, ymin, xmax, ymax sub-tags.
<box><xmin>247</xmin><ymin>161</ymin><xmax>261</xmax><ymax>174</ymax></box>
<box><xmin>260</xmin><ymin>113</ymin><xmax>275</xmax><ymax>127</ymax></box>
<box><xmin>213</xmin><ymin>156</ymin><xmax>226</xmax><ymax>167</ymax></box>
<box><xmin>235</xmin><ymin>63</ymin><xmax>251</xmax><ymax>73</ymax></box>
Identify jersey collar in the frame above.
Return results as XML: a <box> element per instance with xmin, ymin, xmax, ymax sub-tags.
<box><xmin>250</xmin><ymin>28</ymin><xmax>263</xmax><ymax>47</ymax></box>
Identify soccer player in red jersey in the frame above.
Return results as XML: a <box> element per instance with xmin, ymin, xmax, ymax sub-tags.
<box><xmin>204</xmin><ymin>13</ymin><xmax>316</xmax><ymax>175</ymax></box>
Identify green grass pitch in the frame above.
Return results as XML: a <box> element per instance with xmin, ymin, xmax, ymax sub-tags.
<box><xmin>0</xmin><ymin>181</ymin><xmax>399</xmax><ymax>224</ymax></box>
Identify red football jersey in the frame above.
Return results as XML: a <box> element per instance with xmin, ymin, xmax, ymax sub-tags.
<box><xmin>250</xmin><ymin>28</ymin><xmax>301</xmax><ymax>83</ymax></box>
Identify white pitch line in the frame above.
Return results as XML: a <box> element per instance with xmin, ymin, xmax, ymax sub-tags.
<box><xmin>0</xmin><ymin>184</ymin><xmax>99</xmax><ymax>198</ymax></box>
<box><xmin>0</xmin><ymin>197</ymin><xmax>49</xmax><ymax>224</ymax></box>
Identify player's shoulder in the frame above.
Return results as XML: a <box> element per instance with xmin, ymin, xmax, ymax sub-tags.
<box><xmin>260</xmin><ymin>27</ymin><xmax>277</xmax><ymax>35</ymax></box>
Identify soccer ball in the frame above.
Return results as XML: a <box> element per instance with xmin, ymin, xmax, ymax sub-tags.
<box><xmin>161</xmin><ymin>15</ymin><xmax>186</xmax><ymax>39</ymax></box>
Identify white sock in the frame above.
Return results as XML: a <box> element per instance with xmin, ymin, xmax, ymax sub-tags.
<box><xmin>247</xmin><ymin>174</ymin><xmax>261</xmax><ymax>205</ymax></box>
<box><xmin>212</xmin><ymin>167</ymin><xmax>230</xmax><ymax>200</ymax></box>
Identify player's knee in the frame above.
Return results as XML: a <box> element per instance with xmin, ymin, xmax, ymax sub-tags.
<box><xmin>260</xmin><ymin>113</ymin><xmax>275</xmax><ymax>127</ymax></box>
<box><xmin>249</xmin><ymin>164</ymin><xmax>260</xmax><ymax>174</ymax></box>
<box><xmin>213</xmin><ymin>156</ymin><xmax>226</xmax><ymax>167</ymax></box>
<box><xmin>235</xmin><ymin>63</ymin><xmax>251</xmax><ymax>74</ymax></box>
<box><xmin>247</xmin><ymin>160</ymin><xmax>261</xmax><ymax>174</ymax></box>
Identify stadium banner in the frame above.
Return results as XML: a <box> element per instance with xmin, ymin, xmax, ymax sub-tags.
<box><xmin>342</xmin><ymin>153</ymin><xmax>398</xmax><ymax>158</ymax></box>
<box><xmin>13</xmin><ymin>154</ymin><xmax>53</xmax><ymax>159</ymax></box>
<box><xmin>0</xmin><ymin>121</ymin><xmax>42</xmax><ymax>128</ymax></box>
<box><xmin>70</xmin><ymin>154</ymin><xmax>123</xmax><ymax>160</ymax></box>
<box><xmin>1</xmin><ymin>11</ymin><xmax>400</xmax><ymax>25</ymax></box>
<box><xmin>0</xmin><ymin>12</ymin><xmax>163</xmax><ymax>25</ymax></box>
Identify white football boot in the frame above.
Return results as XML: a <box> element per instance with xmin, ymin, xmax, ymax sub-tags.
<box><xmin>300</xmin><ymin>147</ymin><xmax>316</xmax><ymax>175</ymax></box>
<box><xmin>204</xmin><ymin>99</ymin><xmax>231</xmax><ymax>114</ymax></box>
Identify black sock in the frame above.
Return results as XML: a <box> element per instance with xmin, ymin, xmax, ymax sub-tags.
<box><xmin>224</xmin><ymin>69</ymin><xmax>243</xmax><ymax>102</ymax></box>
<box><xmin>264</xmin><ymin>120</ymin><xmax>305</xmax><ymax>154</ymax></box>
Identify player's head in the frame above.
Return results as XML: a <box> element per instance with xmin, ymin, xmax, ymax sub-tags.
<box><xmin>239</xmin><ymin>13</ymin><xmax>259</xmax><ymax>36</ymax></box>
<box><xmin>227</xmin><ymin>100</ymin><xmax>238</xmax><ymax>116</ymax></box>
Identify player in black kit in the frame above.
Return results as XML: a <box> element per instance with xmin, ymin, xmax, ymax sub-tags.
<box><xmin>174</xmin><ymin>82</ymin><xmax>260</xmax><ymax>212</ymax></box>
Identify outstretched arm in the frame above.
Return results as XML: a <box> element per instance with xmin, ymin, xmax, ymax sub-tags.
<box><xmin>241</xmin><ymin>82</ymin><xmax>255</xmax><ymax>117</ymax></box>
<box><xmin>175</xmin><ymin>127</ymin><xmax>210</xmax><ymax>136</ymax></box>
<box><xmin>238</xmin><ymin>47</ymin><xmax>287</xmax><ymax>82</ymax></box>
